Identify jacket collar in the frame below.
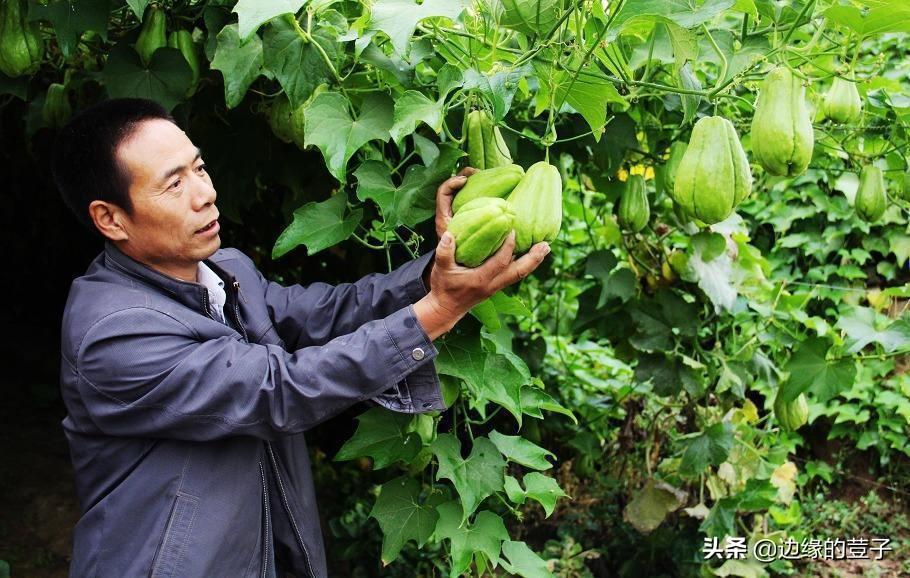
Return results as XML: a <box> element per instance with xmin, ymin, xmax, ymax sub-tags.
<box><xmin>103</xmin><ymin>241</ymin><xmax>237</xmax><ymax>314</ymax></box>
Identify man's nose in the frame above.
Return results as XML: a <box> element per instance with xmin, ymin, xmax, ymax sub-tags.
<box><xmin>191</xmin><ymin>174</ymin><xmax>217</xmax><ymax>210</ymax></box>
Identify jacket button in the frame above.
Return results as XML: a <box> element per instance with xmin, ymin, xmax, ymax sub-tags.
<box><xmin>411</xmin><ymin>347</ymin><xmax>425</xmax><ymax>361</ymax></box>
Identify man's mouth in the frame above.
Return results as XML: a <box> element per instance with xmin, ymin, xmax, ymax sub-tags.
<box><xmin>195</xmin><ymin>219</ymin><xmax>219</xmax><ymax>234</ymax></box>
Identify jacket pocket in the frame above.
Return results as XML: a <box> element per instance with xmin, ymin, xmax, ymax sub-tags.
<box><xmin>150</xmin><ymin>492</ymin><xmax>199</xmax><ymax>578</ymax></box>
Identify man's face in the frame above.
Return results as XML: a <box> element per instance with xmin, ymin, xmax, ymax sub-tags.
<box><xmin>115</xmin><ymin>119</ymin><xmax>220</xmax><ymax>279</ymax></box>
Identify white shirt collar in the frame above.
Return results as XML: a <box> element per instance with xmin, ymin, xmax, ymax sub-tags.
<box><xmin>197</xmin><ymin>261</ymin><xmax>227</xmax><ymax>320</ymax></box>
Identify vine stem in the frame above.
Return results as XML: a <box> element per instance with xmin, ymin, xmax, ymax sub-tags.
<box><xmin>701</xmin><ymin>24</ymin><xmax>728</xmax><ymax>95</ymax></box>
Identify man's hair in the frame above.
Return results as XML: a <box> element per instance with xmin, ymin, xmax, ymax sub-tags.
<box><xmin>52</xmin><ymin>98</ymin><xmax>176</xmax><ymax>231</ymax></box>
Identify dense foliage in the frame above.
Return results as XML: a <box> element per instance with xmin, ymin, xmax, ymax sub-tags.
<box><xmin>3</xmin><ymin>0</ymin><xmax>910</xmax><ymax>576</ymax></box>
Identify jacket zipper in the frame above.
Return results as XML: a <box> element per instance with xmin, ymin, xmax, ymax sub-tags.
<box><xmin>266</xmin><ymin>442</ymin><xmax>316</xmax><ymax>578</ymax></box>
<box><xmin>258</xmin><ymin>461</ymin><xmax>271</xmax><ymax>578</ymax></box>
<box><xmin>231</xmin><ymin>281</ymin><xmax>250</xmax><ymax>343</ymax></box>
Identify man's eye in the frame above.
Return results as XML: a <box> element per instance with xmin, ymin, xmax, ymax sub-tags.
<box><xmin>196</xmin><ymin>163</ymin><xmax>208</xmax><ymax>173</ymax></box>
<box><xmin>169</xmin><ymin>178</ymin><xmax>181</xmax><ymax>190</ymax></box>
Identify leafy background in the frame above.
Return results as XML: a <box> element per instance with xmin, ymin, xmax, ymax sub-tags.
<box><xmin>1</xmin><ymin>0</ymin><xmax>910</xmax><ymax>576</ymax></box>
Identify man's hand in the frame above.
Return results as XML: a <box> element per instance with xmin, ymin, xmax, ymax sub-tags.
<box><xmin>435</xmin><ymin>167</ymin><xmax>478</xmax><ymax>240</ymax></box>
<box><xmin>413</xmin><ymin>230</ymin><xmax>550</xmax><ymax>340</ymax></box>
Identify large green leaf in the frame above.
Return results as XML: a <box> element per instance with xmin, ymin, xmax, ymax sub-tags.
<box><xmin>500</xmin><ymin>540</ymin><xmax>550</xmax><ymax>578</ymax></box>
<box><xmin>370</xmin><ymin>476</ymin><xmax>442</xmax><ymax>563</ymax></box>
<box><xmin>489</xmin><ymin>430</ymin><xmax>555</xmax><ymax>470</ymax></box>
<box><xmin>431</xmin><ymin>434</ymin><xmax>505</xmax><ymax>521</ymax></box>
<box><xmin>825</xmin><ymin>4</ymin><xmax>910</xmax><ymax>37</ymax></box>
<box><xmin>503</xmin><ymin>472</ymin><xmax>566</xmax><ymax>517</ymax></box>
<box><xmin>304</xmin><ymin>91</ymin><xmax>394</xmax><ymax>183</ymax></box>
<box><xmin>622</xmin><ymin>479</ymin><xmax>688</xmax><ymax>534</ymax></box>
<box><xmin>234</xmin><ymin>0</ymin><xmax>307</xmax><ymax>40</ymax></box>
<box><xmin>102</xmin><ymin>45</ymin><xmax>193</xmax><ymax>111</ymax></box>
<box><xmin>30</xmin><ymin>0</ymin><xmax>111</xmax><ymax>58</ymax></box>
<box><xmin>607</xmin><ymin>0</ymin><xmax>736</xmax><ymax>40</ymax></box>
<box><xmin>433</xmin><ymin>501</ymin><xmax>509</xmax><ymax>576</ymax></box>
<box><xmin>334</xmin><ymin>407</ymin><xmax>422</xmax><ymax>468</ymax></box>
<box><xmin>263</xmin><ymin>17</ymin><xmax>338</xmax><ymax>108</ymax></box>
<box><xmin>780</xmin><ymin>337</ymin><xmax>856</xmax><ymax>403</ymax></box>
<box><xmin>369</xmin><ymin>0</ymin><xmax>469</xmax><ymax>56</ymax></box>
<box><xmin>272</xmin><ymin>193</ymin><xmax>362</xmax><ymax>258</ymax></box>
<box><xmin>211</xmin><ymin>24</ymin><xmax>264</xmax><ymax>109</ymax></box>
<box><xmin>679</xmin><ymin>422</ymin><xmax>734</xmax><ymax>477</ymax></box>
<box><xmin>354</xmin><ymin>160</ymin><xmax>397</xmax><ymax>216</ymax></box>
<box><xmin>835</xmin><ymin>307</ymin><xmax>910</xmax><ymax>355</ymax></box>
<box><xmin>391</xmin><ymin>143</ymin><xmax>463</xmax><ymax>226</ymax></box>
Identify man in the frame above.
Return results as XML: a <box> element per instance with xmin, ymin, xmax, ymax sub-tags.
<box><xmin>53</xmin><ymin>98</ymin><xmax>549</xmax><ymax>578</ymax></box>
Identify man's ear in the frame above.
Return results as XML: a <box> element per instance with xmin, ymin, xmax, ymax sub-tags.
<box><xmin>88</xmin><ymin>200</ymin><xmax>129</xmax><ymax>241</ymax></box>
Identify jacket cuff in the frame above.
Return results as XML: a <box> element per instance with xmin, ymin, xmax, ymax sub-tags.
<box><xmin>372</xmin><ymin>303</ymin><xmax>446</xmax><ymax>413</ymax></box>
<box><xmin>401</xmin><ymin>251</ymin><xmax>435</xmax><ymax>304</ymax></box>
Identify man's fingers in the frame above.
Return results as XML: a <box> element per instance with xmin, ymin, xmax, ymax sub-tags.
<box><xmin>494</xmin><ymin>241</ymin><xmax>550</xmax><ymax>288</ymax></box>
<box><xmin>477</xmin><ymin>231</ymin><xmax>516</xmax><ymax>277</ymax></box>
<box><xmin>435</xmin><ymin>231</ymin><xmax>457</xmax><ymax>270</ymax></box>
<box><xmin>457</xmin><ymin>166</ymin><xmax>479</xmax><ymax>178</ymax></box>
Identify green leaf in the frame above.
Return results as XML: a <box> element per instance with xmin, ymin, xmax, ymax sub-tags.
<box><xmin>679</xmin><ymin>422</ymin><xmax>734</xmax><ymax>477</ymax></box>
<box><xmin>607</xmin><ymin>0</ymin><xmax>736</xmax><ymax>40</ymax></box>
<box><xmin>432</xmin><ymin>434</ymin><xmax>505</xmax><ymax>521</ymax></box>
<box><xmin>126</xmin><ymin>0</ymin><xmax>148</xmax><ymax>19</ymax></box>
<box><xmin>369</xmin><ymin>0</ymin><xmax>469</xmax><ymax>56</ymax></box>
<box><xmin>700</xmin><ymin>495</ymin><xmax>740</xmax><ymax>538</ymax></box>
<box><xmin>234</xmin><ymin>0</ymin><xmax>306</xmax><ymax>40</ymax></box>
<box><xmin>334</xmin><ymin>407</ymin><xmax>423</xmax><ymax>468</ymax></box>
<box><xmin>488</xmin><ymin>430</ymin><xmax>555</xmax><ymax>470</ymax></box>
<box><xmin>272</xmin><ymin>193</ymin><xmax>362</xmax><ymax>258</ymax></box>
<box><xmin>436</xmin><ymin>330</ymin><xmax>486</xmax><ymax>392</ymax></box>
<box><xmin>520</xmin><ymin>472</ymin><xmax>566</xmax><ymax>517</ymax></box>
<box><xmin>781</xmin><ymin>337</ymin><xmax>856</xmax><ymax>403</ymax></box>
<box><xmin>355</xmin><ymin>160</ymin><xmax>397</xmax><ymax>216</ymax></box>
<box><xmin>635</xmin><ymin>353</ymin><xmax>685</xmax><ymax>396</ymax></box>
<box><xmin>30</xmin><ymin>0</ymin><xmax>110</xmax><ymax>58</ymax></box>
<box><xmin>520</xmin><ymin>387</ymin><xmax>577</xmax><ymax>424</ymax></box>
<box><xmin>622</xmin><ymin>479</ymin><xmax>688</xmax><ymax>534</ymax></box>
<box><xmin>825</xmin><ymin>4</ymin><xmax>910</xmax><ymax>37</ymax></box>
<box><xmin>102</xmin><ymin>45</ymin><xmax>193</xmax><ymax>112</ymax></box>
<box><xmin>433</xmin><ymin>502</ymin><xmax>509</xmax><ymax>577</ymax></box>
<box><xmin>462</xmin><ymin>65</ymin><xmax>530</xmax><ymax>120</ymax></box>
<box><xmin>477</xmin><ymin>353</ymin><xmax>525</xmax><ymax>424</ymax></box>
<box><xmin>211</xmin><ymin>24</ymin><xmax>264</xmax><ymax>109</ymax></box>
<box><xmin>389</xmin><ymin>90</ymin><xmax>443</xmax><ymax>144</ymax></box>
<box><xmin>391</xmin><ymin>142</ymin><xmax>463</xmax><ymax>226</ymax></box>
<box><xmin>304</xmin><ymin>91</ymin><xmax>394</xmax><ymax>183</ymax></box>
<box><xmin>370</xmin><ymin>476</ymin><xmax>441</xmax><ymax>564</ymax></box>
<box><xmin>500</xmin><ymin>540</ymin><xmax>550</xmax><ymax>578</ymax></box>
<box><xmin>836</xmin><ymin>307</ymin><xmax>910</xmax><ymax>355</ymax></box>
<box><xmin>263</xmin><ymin>17</ymin><xmax>338</xmax><ymax>109</ymax></box>
<box><xmin>533</xmin><ymin>60</ymin><xmax>625</xmax><ymax>140</ymax></box>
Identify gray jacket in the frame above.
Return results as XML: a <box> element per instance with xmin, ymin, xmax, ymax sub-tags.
<box><xmin>60</xmin><ymin>242</ymin><xmax>446</xmax><ymax>577</ymax></box>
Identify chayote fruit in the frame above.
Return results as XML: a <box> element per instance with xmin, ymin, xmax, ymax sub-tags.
<box><xmin>490</xmin><ymin>0</ymin><xmax>565</xmax><ymax>36</ymax></box>
<box><xmin>453</xmin><ymin>164</ymin><xmax>525</xmax><ymax>213</ymax></box>
<box><xmin>43</xmin><ymin>83</ymin><xmax>72</xmax><ymax>129</ymax></box>
<box><xmin>618</xmin><ymin>174</ymin><xmax>650</xmax><ymax>233</ymax></box>
<box><xmin>0</xmin><ymin>0</ymin><xmax>43</xmax><ymax>78</ymax></box>
<box><xmin>672</xmin><ymin>116</ymin><xmax>752</xmax><ymax>225</ymax></box>
<box><xmin>902</xmin><ymin>169</ymin><xmax>910</xmax><ymax>201</ymax></box>
<box><xmin>751</xmin><ymin>67</ymin><xmax>815</xmax><ymax>177</ymax></box>
<box><xmin>466</xmin><ymin>109</ymin><xmax>512</xmax><ymax>170</ymax></box>
<box><xmin>822</xmin><ymin>75</ymin><xmax>863</xmax><ymax>124</ymax></box>
<box><xmin>168</xmin><ymin>30</ymin><xmax>201</xmax><ymax>95</ymax></box>
<box><xmin>774</xmin><ymin>391</ymin><xmax>809</xmax><ymax>432</ymax></box>
<box><xmin>448</xmin><ymin>197</ymin><xmax>515</xmax><ymax>267</ymax></box>
<box><xmin>507</xmin><ymin>160</ymin><xmax>563</xmax><ymax>252</ymax></box>
<box><xmin>135</xmin><ymin>6</ymin><xmax>168</xmax><ymax>66</ymax></box>
<box><xmin>663</xmin><ymin>141</ymin><xmax>688</xmax><ymax>196</ymax></box>
<box><xmin>855</xmin><ymin>165</ymin><xmax>887</xmax><ymax>223</ymax></box>
<box><xmin>268</xmin><ymin>94</ymin><xmax>307</xmax><ymax>150</ymax></box>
